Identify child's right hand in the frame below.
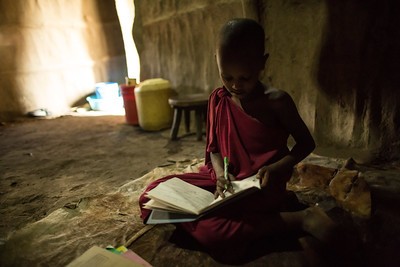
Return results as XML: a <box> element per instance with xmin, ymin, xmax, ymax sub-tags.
<box><xmin>214</xmin><ymin>173</ymin><xmax>236</xmax><ymax>199</ymax></box>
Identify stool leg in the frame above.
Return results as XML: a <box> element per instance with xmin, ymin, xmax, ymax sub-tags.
<box><xmin>184</xmin><ymin>109</ymin><xmax>191</xmax><ymax>133</ymax></box>
<box><xmin>171</xmin><ymin>108</ymin><xmax>182</xmax><ymax>140</ymax></box>
<box><xmin>195</xmin><ymin>108</ymin><xmax>203</xmax><ymax>141</ymax></box>
<box><xmin>203</xmin><ymin>105</ymin><xmax>208</xmax><ymax>123</ymax></box>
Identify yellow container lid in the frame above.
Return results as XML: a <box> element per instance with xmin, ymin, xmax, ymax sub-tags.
<box><xmin>135</xmin><ymin>78</ymin><xmax>171</xmax><ymax>92</ymax></box>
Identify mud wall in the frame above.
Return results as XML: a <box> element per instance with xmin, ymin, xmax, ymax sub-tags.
<box><xmin>133</xmin><ymin>0</ymin><xmax>258</xmax><ymax>93</ymax></box>
<box><xmin>262</xmin><ymin>0</ymin><xmax>400</xmax><ymax>160</ymax></box>
<box><xmin>0</xmin><ymin>0</ymin><xmax>126</xmax><ymax>119</ymax></box>
<box><xmin>133</xmin><ymin>0</ymin><xmax>400</xmax><ymax>160</ymax></box>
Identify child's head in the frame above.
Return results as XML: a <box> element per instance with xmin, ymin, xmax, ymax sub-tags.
<box><xmin>216</xmin><ymin>18</ymin><xmax>268</xmax><ymax>99</ymax></box>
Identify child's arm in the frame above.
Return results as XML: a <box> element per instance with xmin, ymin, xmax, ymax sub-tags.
<box><xmin>257</xmin><ymin>92</ymin><xmax>315</xmax><ymax>187</ymax></box>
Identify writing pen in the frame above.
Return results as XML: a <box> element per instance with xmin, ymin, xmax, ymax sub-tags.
<box><xmin>224</xmin><ymin>156</ymin><xmax>230</xmax><ymax>191</ymax></box>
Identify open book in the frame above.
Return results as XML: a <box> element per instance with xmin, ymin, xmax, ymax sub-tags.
<box><xmin>144</xmin><ymin>175</ymin><xmax>260</xmax><ymax>224</ymax></box>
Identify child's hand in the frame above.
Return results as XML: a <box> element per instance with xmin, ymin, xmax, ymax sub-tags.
<box><xmin>214</xmin><ymin>173</ymin><xmax>235</xmax><ymax>199</ymax></box>
<box><xmin>256</xmin><ymin>166</ymin><xmax>275</xmax><ymax>187</ymax></box>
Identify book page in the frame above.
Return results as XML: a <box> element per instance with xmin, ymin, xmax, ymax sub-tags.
<box><xmin>144</xmin><ymin>199</ymin><xmax>175</xmax><ymax>211</ymax></box>
<box><xmin>146</xmin><ymin>178</ymin><xmax>214</xmax><ymax>215</ymax></box>
<box><xmin>144</xmin><ymin>199</ymin><xmax>192</xmax><ymax>214</ymax></box>
<box><xmin>146</xmin><ymin>209</ymin><xmax>199</xmax><ymax>224</ymax></box>
<box><xmin>66</xmin><ymin>246</ymin><xmax>143</xmax><ymax>267</ymax></box>
<box><xmin>205</xmin><ymin>174</ymin><xmax>260</xmax><ymax>210</ymax></box>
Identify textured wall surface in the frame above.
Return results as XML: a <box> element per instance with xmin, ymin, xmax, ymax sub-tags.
<box><xmin>262</xmin><ymin>0</ymin><xmax>400</xmax><ymax>159</ymax></box>
<box><xmin>133</xmin><ymin>0</ymin><xmax>400</xmax><ymax>160</ymax></box>
<box><xmin>133</xmin><ymin>0</ymin><xmax>258</xmax><ymax>94</ymax></box>
<box><xmin>1</xmin><ymin>0</ymin><xmax>398</xmax><ymax>159</ymax></box>
<box><xmin>0</xmin><ymin>0</ymin><xmax>126</xmax><ymax>119</ymax></box>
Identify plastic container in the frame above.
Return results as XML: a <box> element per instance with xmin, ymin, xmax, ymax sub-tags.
<box><xmin>86</xmin><ymin>94</ymin><xmax>123</xmax><ymax>111</ymax></box>
<box><xmin>95</xmin><ymin>82</ymin><xmax>120</xmax><ymax>100</ymax></box>
<box><xmin>134</xmin><ymin>78</ymin><xmax>174</xmax><ymax>131</ymax></box>
<box><xmin>120</xmin><ymin>84</ymin><xmax>139</xmax><ymax>125</ymax></box>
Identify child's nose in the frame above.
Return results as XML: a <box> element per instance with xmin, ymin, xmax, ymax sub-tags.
<box><xmin>232</xmin><ymin>81</ymin><xmax>242</xmax><ymax>90</ymax></box>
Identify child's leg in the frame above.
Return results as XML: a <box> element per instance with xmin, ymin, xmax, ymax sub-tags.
<box><xmin>300</xmin><ymin>206</ymin><xmax>338</xmax><ymax>241</ymax></box>
<box><xmin>283</xmin><ymin>207</ymin><xmax>362</xmax><ymax>267</ymax></box>
<box><xmin>279</xmin><ymin>206</ymin><xmax>337</xmax><ymax>242</ymax></box>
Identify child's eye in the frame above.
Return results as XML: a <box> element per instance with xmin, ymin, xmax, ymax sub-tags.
<box><xmin>222</xmin><ymin>76</ymin><xmax>233</xmax><ymax>82</ymax></box>
<box><xmin>239</xmin><ymin>76</ymin><xmax>251</xmax><ymax>82</ymax></box>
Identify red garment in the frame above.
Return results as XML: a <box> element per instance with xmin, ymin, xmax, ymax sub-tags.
<box><xmin>139</xmin><ymin>87</ymin><xmax>292</xmax><ymax>256</ymax></box>
<box><xmin>205</xmin><ymin>86</ymin><xmax>290</xmax><ymax>181</ymax></box>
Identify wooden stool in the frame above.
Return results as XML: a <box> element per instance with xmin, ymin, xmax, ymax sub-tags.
<box><xmin>168</xmin><ymin>94</ymin><xmax>208</xmax><ymax>141</ymax></box>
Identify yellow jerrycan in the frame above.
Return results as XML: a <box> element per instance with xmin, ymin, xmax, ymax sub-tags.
<box><xmin>134</xmin><ymin>78</ymin><xmax>175</xmax><ymax>131</ymax></box>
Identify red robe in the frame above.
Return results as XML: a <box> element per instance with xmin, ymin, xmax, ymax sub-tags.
<box><xmin>139</xmin><ymin>87</ymin><xmax>292</xmax><ymax>257</ymax></box>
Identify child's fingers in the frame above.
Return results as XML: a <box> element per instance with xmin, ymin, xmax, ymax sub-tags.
<box><xmin>257</xmin><ymin>166</ymin><xmax>267</xmax><ymax>180</ymax></box>
<box><xmin>217</xmin><ymin>176</ymin><xmax>228</xmax><ymax>187</ymax></box>
<box><xmin>257</xmin><ymin>166</ymin><xmax>270</xmax><ymax>187</ymax></box>
<box><xmin>215</xmin><ymin>186</ymin><xmax>226</xmax><ymax>199</ymax></box>
<box><xmin>215</xmin><ymin>178</ymin><xmax>227</xmax><ymax>199</ymax></box>
<box><xmin>214</xmin><ymin>190</ymin><xmax>220</xmax><ymax>199</ymax></box>
<box><xmin>214</xmin><ymin>174</ymin><xmax>236</xmax><ymax>199</ymax></box>
<box><xmin>226</xmin><ymin>174</ymin><xmax>235</xmax><ymax>194</ymax></box>
<box><xmin>227</xmin><ymin>184</ymin><xmax>235</xmax><ymax>194</ymax></box>
<box><xmin>260</xmin><ymin>171</ymin><xmax>269</xmax><ymax>187</ymax></box>
<box><xmin>228</xmin><ymin>173</ymin><xmax>236</xmax><ymax>181</ymax></box>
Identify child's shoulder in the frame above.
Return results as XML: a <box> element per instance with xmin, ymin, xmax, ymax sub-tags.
<box><xmin>262</xmin><ymin>86</ymin><xmax>293</xmax><ymax>108</ymax></box>
<box><xmin>211</xmin><ymin>87</ymin><xmax>225</xmax><ymax>95</ymax></box>
<box><xmin>209</xmin><ymin>87</ymin><xmax>226</xmax><ymax>101</ymax></box>
<box><xmin>263</xmin><ymin>86</ymin><xmax>290</xmax><ymax>101</ymax></box>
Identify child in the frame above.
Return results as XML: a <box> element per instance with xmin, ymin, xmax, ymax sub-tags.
<box><xmin>139</xmin><ymin>18</ymin><xmax>337</xmax><ymax>264</ymax></box>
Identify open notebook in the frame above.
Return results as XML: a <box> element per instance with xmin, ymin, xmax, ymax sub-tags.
<box><xmin>144</xmin><ymin>175</ymin><xmax>261</xmax><ymax>224</ymax></box>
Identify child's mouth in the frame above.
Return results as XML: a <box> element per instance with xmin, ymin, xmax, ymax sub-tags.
<box><xmin>230</xmin><ymin>90</ymin><xmax>243</xmax><ymax>95</ymax></box>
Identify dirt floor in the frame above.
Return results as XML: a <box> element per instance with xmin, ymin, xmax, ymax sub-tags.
<box><xmin>0</xmin><ymin>115</ymin><xmax>204</xmax><ymax>241</ymax></box>
<box><xmin>1</xmin><ymin>114</ymin><xmax>400</xmax><ymax>266</ymax></box>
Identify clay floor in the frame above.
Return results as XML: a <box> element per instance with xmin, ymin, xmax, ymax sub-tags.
<box><xmin>1</xmin><ymin>115</ymin><xmax>400</xmax><ymax>266</ymax></box>
<box><xmin>0</xmin><ymin>115</ymin><xmax>205</xmax><ymax>241</ymax></box>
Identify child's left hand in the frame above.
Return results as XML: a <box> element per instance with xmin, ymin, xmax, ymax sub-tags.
<box><xmin>256</xmin><ymin>166</ymin><xmax>276</xmax><ymax>187</ymax></box>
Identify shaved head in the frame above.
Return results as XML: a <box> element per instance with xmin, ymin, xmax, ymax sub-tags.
<box><xmin>217</xmin><ymin>18</ymin><xmax>265</xmax><ymax>58</ymax></box>
<box><xmin>215</xmin><ymin>19</ymin><xmax>267</xmax><ymax>100</ymax></box>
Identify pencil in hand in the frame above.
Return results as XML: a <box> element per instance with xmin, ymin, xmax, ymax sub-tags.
<box><xmin>224</xmin><ymin>156</ymin><xmax>230</xmax><ymax>191</ymax></box>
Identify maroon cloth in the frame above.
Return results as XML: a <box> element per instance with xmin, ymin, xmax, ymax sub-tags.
<box><xmin>139</xmin><ymin>87</ymin><xmax>292</xmax><ymax>257</ymax></box>
<box><xmin>204</xmin><ymin>87</ymin><xmax>290</xmax><ymax>181</ymax></box>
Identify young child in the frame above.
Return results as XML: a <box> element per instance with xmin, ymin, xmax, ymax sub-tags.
<box><xmin>139</xmin><ymin>18</ymin><xmax>337</xmax><ymax>264</ymax></box>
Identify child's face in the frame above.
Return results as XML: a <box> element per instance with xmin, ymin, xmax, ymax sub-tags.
<box><xmin>216</xmin><ymin>48</ymin><xmax>266</xmax><ymax>99</ymax></box>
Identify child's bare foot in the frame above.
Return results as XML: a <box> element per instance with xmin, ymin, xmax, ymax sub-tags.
<box><xmin>302</xmin><ymin>206</ymin><xmax>338</xmax><ymax>243</ymax></box>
